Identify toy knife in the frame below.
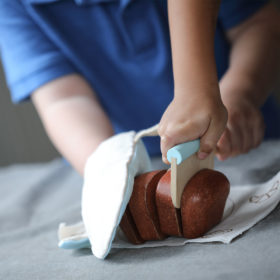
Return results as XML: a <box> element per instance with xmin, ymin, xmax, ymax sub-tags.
<box><xmin>167</xmin><ymin>140</ymin><xmax>214</xmax><ymax>208</ymax></box>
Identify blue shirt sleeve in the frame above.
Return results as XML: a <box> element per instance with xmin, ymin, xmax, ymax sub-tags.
<box><xmin>219</xmin><ymin>0</ymin><xmax>269</xmax><ymax>30</ymax></box>
<box><xmin>0</xmin><ymin>0</ymin><xmax>76</xmax><ymax>103</ymax></box>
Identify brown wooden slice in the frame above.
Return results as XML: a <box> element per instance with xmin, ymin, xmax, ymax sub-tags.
<box><xmin>129</xmin><ymin>170</ymin><xmax>167</xmax><ymax>241</ymax></box>
<box><xmin>155</xmin><ymin>169</ymin><xmax>183</xmax><ymax>237</ymax></box>
<box><xmin>119</xmin><ymin>207</ymin><xmax>144</xmax><ymax>245</ymax></box>
<box><xmin>181</xmin><ymin>169</ymin><xmax>230</xmax><ymax>239</ymax></box>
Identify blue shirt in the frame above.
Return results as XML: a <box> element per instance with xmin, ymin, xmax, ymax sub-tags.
<box><xmin>0</xmin><ymin>0</ymin><xmax>278</xmax><ymax>155</ymax></box>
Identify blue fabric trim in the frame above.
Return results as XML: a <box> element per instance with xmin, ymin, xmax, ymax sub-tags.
<box><xmin>58</xmin><ymin>238</ymin><xmax>91</xmax><ymax>250</ymax></box>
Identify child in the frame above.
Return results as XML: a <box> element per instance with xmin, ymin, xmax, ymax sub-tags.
<box><xmin>0</xmin><ymin>0</ymin><xmax>279</xmax><ymax>175</ymax></box>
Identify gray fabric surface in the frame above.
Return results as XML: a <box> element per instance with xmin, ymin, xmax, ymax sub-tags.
<box><xmin>0</xmin><ymin>141</ymin><xmax>280</xmax><ymax>280</ymax></box>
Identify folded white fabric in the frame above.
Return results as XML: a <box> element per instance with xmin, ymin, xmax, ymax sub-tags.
<box><xmin>81</xmin><ymin>130</ymin><xmax>152</xmax><ymax>259</ymax></box>
<box><xmin>59</xmin><ymin>171</ymin><xmax>280</xmax><ymax>254</ymax></box>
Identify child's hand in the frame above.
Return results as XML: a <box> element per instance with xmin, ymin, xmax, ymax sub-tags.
<box><xmin>164</xmin><ymin>0</ymin><xmax>224</xmax><ymax>164</ymax></box>
<box><xmin>216</xmin><ymin>93</ymin><xmax>265</xmax><ymax>161</ymax></box>
<box><xmin>158</xmin><ymin>89</ymin><xmax>227</xmax><ymax>164</ymax></box>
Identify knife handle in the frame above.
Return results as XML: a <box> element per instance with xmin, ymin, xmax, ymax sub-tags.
<box><xmin>167</xmin><ymin>139</ymin><xmax>200</xmax><ymax>165</ymax></box>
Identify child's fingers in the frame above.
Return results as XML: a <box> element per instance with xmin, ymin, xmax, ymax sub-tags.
<box><xmin>158</xmin><ymin>123</ymin><xmax>176</xmax><ymax>163</ymax></box>
<box><xmin>198</xmin><ymin>117</ymin><xmax>226</xmax><ymax>160</ymax></box>
<box><xmin>241</xmin><ymin>114</ymin><xmax>264</xmax><ymax>153</ymax></box>
<box><xmin>160</xmin><ymin>134</ymin><xmax>174</xmax><ymax>164</ymax></box>
<box><xmin>228</xmin><ymin>112</ymin><xmax>262</xmax><ymax>156</ymax></box>
<box><xmin>215</xmin><ymin>101</ymin><xmax>265</xmax><ymax>160</ymax></box>
<box><xmin>220</xmin><ymin>122</ymin><xmax>249</xmax><ymax>159</ymax></box>
<box><xmin>158</xmin><ymin>100</ymin><xmax>227</xmax><ymax>163</ymax></box>
<box><xmin>217</xmin><ymin>114</ymin><xmax>263</xmax><ymax>160</ymax></box>
<box><xmin>227</xmin><ymin>121</ymin><xmax>244</xmax><ymax>156</ymax></box>
<box><xmin>216</xmin><ymin>129</ymin><xmax>232</xmax><ymax>160</ymax></box>
<box><xmin>159</xmin><ymin>122</ymin><xmax>204</xmax><ymax>164</ymax></box>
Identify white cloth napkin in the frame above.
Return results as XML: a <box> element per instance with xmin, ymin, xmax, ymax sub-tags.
<box><xmin>81</xmin><ymin>131</ymin><xmax>152</xmax><ymax>259</ymax></box>
<box><xmin>59</xmin><ymin>170</ymin><xmax>280</xmax><ymax>253</ymax></box>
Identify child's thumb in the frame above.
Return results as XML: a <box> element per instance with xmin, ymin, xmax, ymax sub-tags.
<box><xmin>160</xmin><ymin>134</ymin><xmax>175</xmax><ymax>164</ymax></box>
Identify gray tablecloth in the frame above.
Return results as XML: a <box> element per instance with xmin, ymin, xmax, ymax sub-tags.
<box><xmin>1</xmin><ymin>141</ymin><xmax>280</xmax><ymax>280</ymax></box>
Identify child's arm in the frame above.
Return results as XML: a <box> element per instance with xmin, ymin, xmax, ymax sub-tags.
<box><xmin>217</xmin><ymin>3</ymin><xmax>280</xmax><ymax>160</ymax></box>
<box><xmin>32</xmin><ymin>74</ymin><xmax>114</xmax><ymax>175</ymax></box>
<box><xmin>159</xmin><ymin>0</ymin><xmax>227</xmax><ymax>163</ymax></box>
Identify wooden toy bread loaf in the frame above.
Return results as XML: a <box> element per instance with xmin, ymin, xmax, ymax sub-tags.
<box><xmin>128</xmin><ymin>170</ymin><xmax>167</xmax><ymax>241</ymax></box>
<box><xmin>156</xmin><ymin>170</ymin><xmax>183</xmax><ymax>237</ymax></box>
<box><xmin>180</xmin><ymin>169</ymin><xmax>230</xmax><ymax>238</ymax></box>
<box><xmin>119</xmin><ymin>207</ymin><xmax>144</xmax><ymax>245</ymax></box>
<box><xmin>120</xmin><ymin>168</ymin><xmax>230</xmax><ymax>244</ymax></box>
